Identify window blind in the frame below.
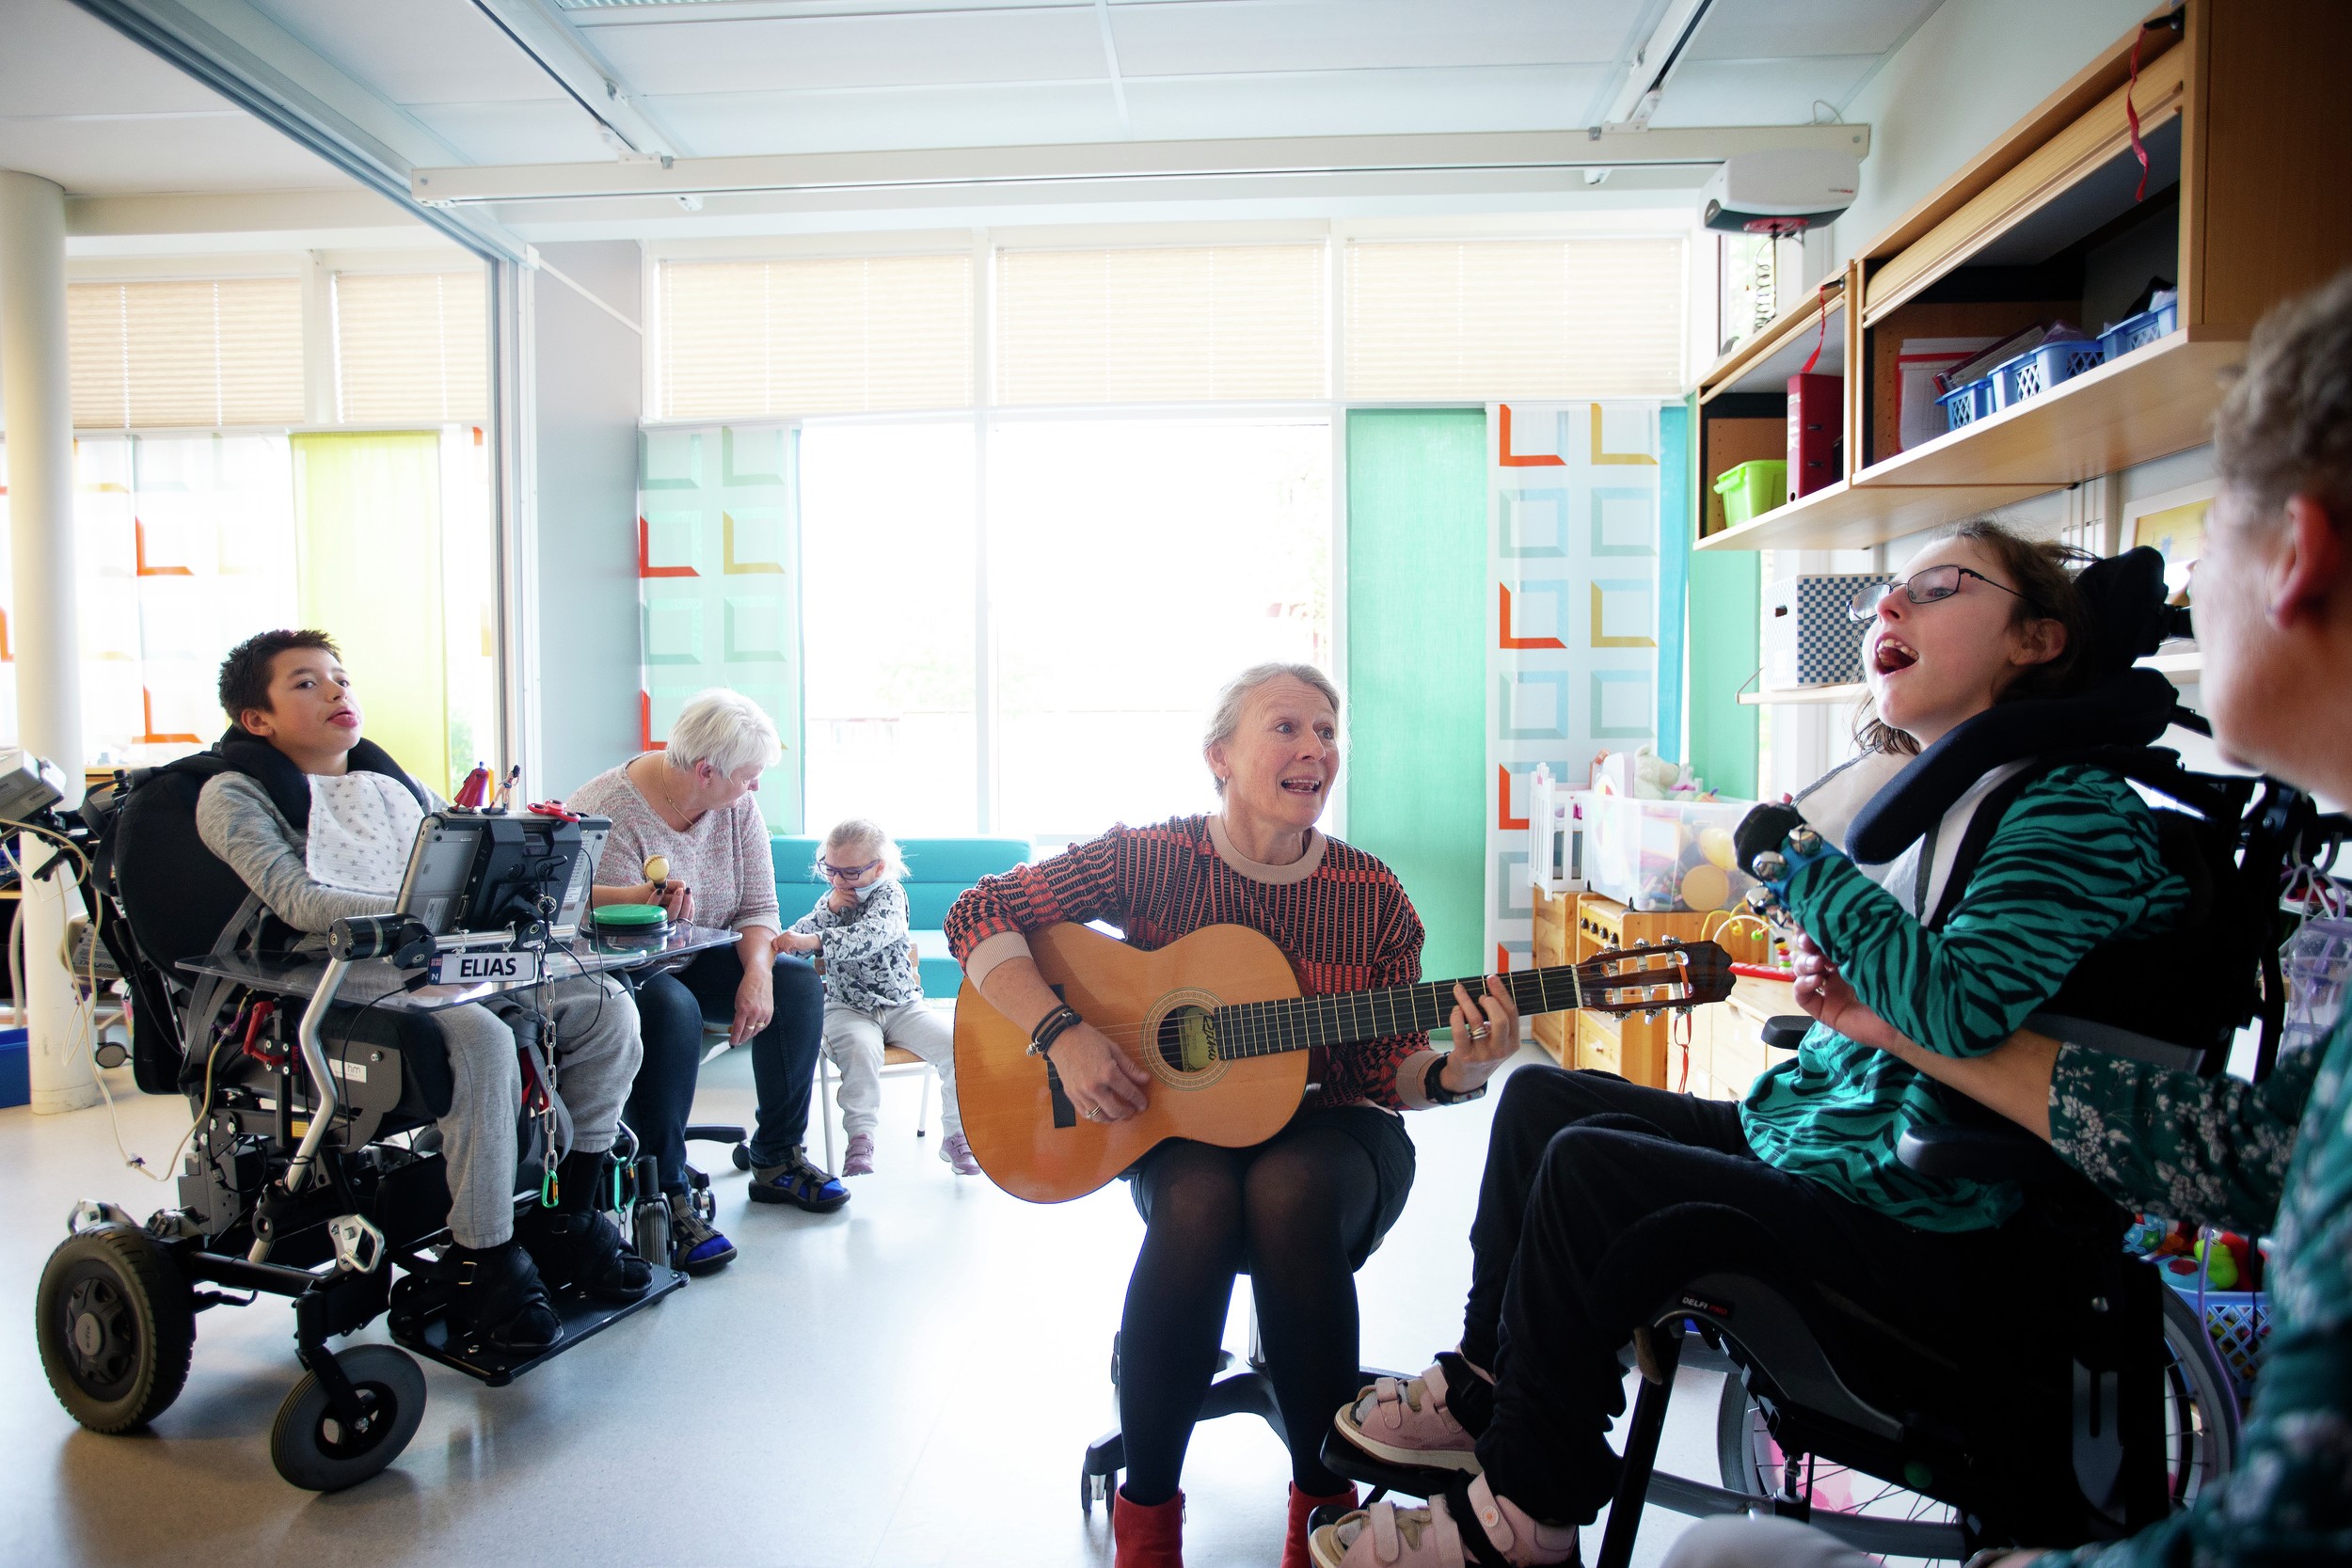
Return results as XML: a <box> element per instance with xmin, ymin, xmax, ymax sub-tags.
<box><xmin>334</xmin><ymin>270</ymin><xmax>490</xmax><ymax>424</ymax></box>
<box><xmin>994</xmin><ymin>245</ymin><xmax>1327</xmax><ymax>405</ymax></box>
<box><xmin>67</xmin><ymin>278</ymin><xmax>304</xmax><ymax>430</ymax></box>
<box><xmin>1344</xmin><ymin>239</ymin><xmax>1689</xmax><ymax>400</ymax></box>
<box><xmin>657</xmin><ymin>255</ymin><xmax>973</xmax><ymax>419</ymax></box>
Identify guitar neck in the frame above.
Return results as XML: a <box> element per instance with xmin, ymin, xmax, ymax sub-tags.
<box><xmin>1215</xmin><ymin>965</ymin><xmax>1588</xmax><ymax>1061</ymax></box>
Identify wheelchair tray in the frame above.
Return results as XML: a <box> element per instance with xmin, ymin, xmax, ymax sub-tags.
<box><xmin>388</xmin><ymin>1262</ymin><xmax>688</xmax><ymax>1386</ymax></box>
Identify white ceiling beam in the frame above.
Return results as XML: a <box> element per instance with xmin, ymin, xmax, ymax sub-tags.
<box><xmin>469</xmin><ymin>0</ymin><xmax>687</xmax><ymax>160</ymax></box>
<box><xmin>413</xmin><ymin>124</ymin><xmax>1871</xmax><ymax>207</ymax></box>
<box><xmin>68</xmin><ymin>0</ymin><xmax>529</xmax><ymax>261</ymax></box>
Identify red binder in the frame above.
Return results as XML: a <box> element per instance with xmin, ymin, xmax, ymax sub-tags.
<box><xmin>1788</xmin><ymin>373</ymin><xmax>1842</xmax><ymax>499</ymax></box>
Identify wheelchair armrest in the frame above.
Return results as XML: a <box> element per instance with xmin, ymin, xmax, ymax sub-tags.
<box><xmin>1897</xmin><ymin>1123</ymin><xmax>2077</xmax><ymax>1184</ymax></box>
<box><xmin>1760</xmin><ymin>1015</ymin><xmax>1811</xmax><ymax>1050</ymax></box>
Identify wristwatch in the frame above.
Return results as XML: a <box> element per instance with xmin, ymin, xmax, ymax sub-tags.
<box><xmin>1423</xmin><ymin>1053</ymin><xmax>1489</xmax><ymax>1106</ymax></box>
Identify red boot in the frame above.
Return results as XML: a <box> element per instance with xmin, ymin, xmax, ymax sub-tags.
<box><xmin>1114</xmin><ymin>1486</ymin><xmax>1184</xmax><ymax>1568</ymax></box>
<box><xmin>1282</xmin><ymin>1481</ymin><xmax>1359</xmax><ymax>1568</ymax></box>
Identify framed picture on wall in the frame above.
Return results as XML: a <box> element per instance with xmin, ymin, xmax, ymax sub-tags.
<box><xmin>2123</xmin><ymin>479</ymin><xmax>2217</xmax><ymax>618</ymax></box>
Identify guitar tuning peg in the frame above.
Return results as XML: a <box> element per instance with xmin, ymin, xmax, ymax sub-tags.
<box><xmin>1645</xmin><ymin>1008</ymin><xmax>1661</xmax><ymax>1022</ymax></box>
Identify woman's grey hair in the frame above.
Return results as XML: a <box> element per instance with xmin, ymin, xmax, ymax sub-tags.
<box><xmin>664</xmin><ymin>688</ymin><xmax>784</xmax><ymax>778</ymax></box>
<box><xmin>818</xmin><ymin>817</ymin><xmax>909</xmax><ymax>880</ymax></box>
<box><xmin>1202</xmin><ymin>662</ymin><xmax>1343</xmax><ymax>794</ymax></box>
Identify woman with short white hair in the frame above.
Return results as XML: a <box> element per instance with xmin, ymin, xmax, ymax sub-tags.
<box><xmin>570</xmin><ymin>689</ymin><xmax>849</xmax><ymax>1275</ymax></box>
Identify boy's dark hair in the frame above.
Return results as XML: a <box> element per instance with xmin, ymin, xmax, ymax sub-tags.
<box><xmin>218</xmin><ymin>630</ymin><xmax>341</xmax><ymax>729</ymax></box>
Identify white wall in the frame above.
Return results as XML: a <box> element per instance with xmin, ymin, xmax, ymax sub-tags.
<box><xmin>1830</xmin><ymin>0</ymin><xmax>2156</xmax><ymax>261</ymax></box>
<box><xmin>529</xmin><ymin>241</ymin><xmax>645</xmax><ymax>796</ymax></box>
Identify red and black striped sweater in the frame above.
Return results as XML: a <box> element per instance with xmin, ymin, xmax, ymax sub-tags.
<box><xmin>944</xmin><ymin>814</ymin><xmax>1436</xmax><ymax>1113</ymax></box>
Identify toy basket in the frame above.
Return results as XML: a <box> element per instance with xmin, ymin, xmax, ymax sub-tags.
<box><xmin>1583</xmin><ymin>790</ymin><xmax>1756</xmax><ymax>912</ymax></box>
<box><xmin>2161</xmin><ymin>1276</ymin><xmax>2269</xmax><ymax>1403</ymax></box>
<box><xmin>1713</xmin><ymin>460</ymin><xmax>1788</xmax><ymax>529</ymax></box>
<box><xmin>1936</xmin><ymin>376</ymin><xmax>1996</xmax><ymax>433</ymax></box>
<box><xmin>2098</xmin><ymin>300</ymin><xmax>2181</xmax><ymax>362</ymax></box>
<box><xmin>1991</xmin><ymin>340</ymin><xmax>2106</xmax><ymax>408</ymax></box>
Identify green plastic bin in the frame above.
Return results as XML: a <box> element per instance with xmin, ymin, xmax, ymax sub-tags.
<box><xmin>1713</xmin><ymin>460</ymin><xmax>1788</xmax><ymax>529</ymax></box>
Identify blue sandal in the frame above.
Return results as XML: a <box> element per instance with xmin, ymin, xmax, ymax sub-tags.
<box><xmin>746</xmin><ymin>1147</ymin><xmax>850</xmax><ymax>1212</ymax></box>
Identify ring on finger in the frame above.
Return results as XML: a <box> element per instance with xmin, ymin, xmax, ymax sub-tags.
<box><xmin>1466</xmin><ymin>1025</ymin><xmax>1491</xmax><ymax>1041</ymax></box>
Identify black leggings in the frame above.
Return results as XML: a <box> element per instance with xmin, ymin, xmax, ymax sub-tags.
<box><xmin>1120</xmin><ymin>1107</ymin><xmax>1412</xmax><ymax>1504</ymax></box>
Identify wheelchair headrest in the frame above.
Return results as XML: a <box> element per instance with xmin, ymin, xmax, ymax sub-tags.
<box><xmin>1847</xmin><ymin>666</ymin><xmax>2180</xmax><ymax>865</ymax></box>
<box><xmin>111</xmin><ymin>759</ymin><xmax>257</xmax><ymax>975</ymax></box>
<box><xmin>2072</xmin><ymin>546</ymin><xmax>2173</xmax><ymax>681</ymax></box>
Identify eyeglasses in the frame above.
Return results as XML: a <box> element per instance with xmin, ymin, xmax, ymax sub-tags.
<box><xmin>817</xmin><ymin>859</ymin><xmax>882</xmax><ymax>882</ymax></box>
<box><xmin>1847</xmin><ymin>564</ymin><xmax>2042</xmax><ymax>623</ymax></box>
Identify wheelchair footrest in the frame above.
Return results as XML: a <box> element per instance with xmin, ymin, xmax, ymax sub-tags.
<box><xmin>388</xmin><ymin>1262</ymin><xmax>688</xmax><ymax>1386</ymax></box>
<box><xmin>1318</xmin><ymin>1429</ymin><xmax>1466</xmax><ymax>1500</ymax></box>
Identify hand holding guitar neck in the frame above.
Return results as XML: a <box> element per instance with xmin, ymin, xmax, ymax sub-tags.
<box><xmin>1442</xmin><ymin>976</ymin><xmax>1521</xmax><ymax>1091</ymax></box>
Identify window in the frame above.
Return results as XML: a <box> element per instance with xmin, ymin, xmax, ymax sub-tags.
<box><xmin>799</xmin><ymin>421</ymin><xmax>979</xmax><ymax>834</ymax></box>
<box><xmin>1344</xmin><ymin>238</ymin><xmax>1688</xmax><ymax>399</ymax></box>
<box><xmin>989</xmin><ymin>419</ymin><xmax>1330</xmax><ymax>837</ymax></box>
<box><xmin>333</xmin><ymin>270</ymin><xmax>489</xmax><ymax>423</ymax></box>
<box><xmin>994</xmin><ymin>245</ymin><xmax>1327</xmax><ymax>405</ymax></box>
<box><xmin>67</xmin><ymin>278</ymin><xmax>303</xmax><ymax>430</ymax></box>
<box><xmin>656</xmin><ymin>255</ymin><xmax>973</xmax><ymax>420</ymax></box>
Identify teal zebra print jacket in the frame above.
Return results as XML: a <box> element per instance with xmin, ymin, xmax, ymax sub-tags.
<box><xmin>1740</xmin><ymin>765</ymin><xmax>2189</xmax><ymax>1232</ymax></box>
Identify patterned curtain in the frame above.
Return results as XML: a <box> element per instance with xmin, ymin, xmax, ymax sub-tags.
<box><xmin>1486</xmin><ymin>402</ymin><xmax>1663</xmax><ymax>970</ymax></box>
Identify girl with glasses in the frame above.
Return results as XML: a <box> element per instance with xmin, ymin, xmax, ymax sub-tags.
<box><xmin>776</xmin><ymin>819</ymin><xmax>974</xmax><ymax>1176</ymax></box>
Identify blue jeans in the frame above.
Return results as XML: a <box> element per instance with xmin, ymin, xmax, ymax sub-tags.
<box><xmin>625</xmin><ymin>945</ymin><xmax>826</xmax><ymax>1192</ymax></box>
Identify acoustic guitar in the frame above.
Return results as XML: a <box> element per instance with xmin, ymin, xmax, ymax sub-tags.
<box><xmin>953</xmin><ymin>922</ymin><xmax>1733</xmax><ymax>1203</ymax></box>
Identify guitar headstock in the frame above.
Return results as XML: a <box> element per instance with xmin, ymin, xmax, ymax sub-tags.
<box><xmin>1578</xmin><ymin>940</ymin><xmax>1735</xmax><ymax>1018</ymax></box>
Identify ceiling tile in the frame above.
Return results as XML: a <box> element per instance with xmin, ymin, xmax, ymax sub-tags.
<box><xmin>1122</xmin><ymin>65</ymin><xmax>1613</xmax><ymax>140</ymax></box>
<box><xmin>588</xmin><ymin>8</ymin><xmax>1107</xmax><ymax>93</ymax></box>
<box><xmin>243</xmin><ymin>0</ymin><xmax>573</xmax><ymax>105</ymax></box>
<box><xmin>1108</xmin><ymin>0</ymin><xmax>1633</xmax><ymax>76</ymax></box>
<box><xmin>0</xmin><ymin>0</ymin><xmax>234</xmax><ymax>117</ymax></box>
<box><xmin>645</xmin><ymin>81</ymin><xmax>1126</xmax><ymax>155</ymax></box>
<box><xmin>1685</xmin><ymin>0</ymin><xmax>1948</xmax><ymax>62</ymax></box>
<box><xmin>1645</xmin><ymin>55</ymin><xmax>1878</xmax><ymax>126</ymax></box>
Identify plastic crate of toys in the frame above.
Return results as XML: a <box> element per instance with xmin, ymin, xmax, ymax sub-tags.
<box><xmin>1582</xmin><ymin>789</ymin><xmax>1757</xmax><ymax>913</ymax></box>
<box><xmin>2125</xmin><ymin>1214</ymin><xmax>2270</xmax><ymax>1404</ymax></box>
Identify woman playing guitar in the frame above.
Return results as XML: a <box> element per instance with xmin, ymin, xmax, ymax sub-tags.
<box><xmin>944</xmin><ymin>662</ymin><xmax>1522</xmax><ymax>1568</ymax></box>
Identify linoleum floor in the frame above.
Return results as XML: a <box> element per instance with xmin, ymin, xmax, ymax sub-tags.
<box><xmin>2</xmin><ymin>1046</ymin><xmax>1715</xmax><ymax>1568</ymax></box>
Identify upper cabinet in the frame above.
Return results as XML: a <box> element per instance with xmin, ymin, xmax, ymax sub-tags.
<box><xmin>1694</xmin><ymin>0</ymin><xmax>2352</xmax><ymax>553</ymax></box>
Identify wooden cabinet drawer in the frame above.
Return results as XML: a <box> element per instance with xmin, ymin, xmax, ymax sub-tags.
<box><xmin>1573</xmin><ymin>1009</ymin><xmax>1622</xmax><ymax>1077</ymax></box>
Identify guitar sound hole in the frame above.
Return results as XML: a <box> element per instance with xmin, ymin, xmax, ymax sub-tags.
<box><xmin>1155</xmin><ymin>1006</ymin><xmax>1219</xmax><ymax>1074</ymax></box>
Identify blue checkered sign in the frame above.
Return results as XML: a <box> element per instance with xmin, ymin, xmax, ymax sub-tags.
<box><xmin>1766</xmin><ymin>573</ymin><xmax>1893</xmax><ymax>689</ymax></box>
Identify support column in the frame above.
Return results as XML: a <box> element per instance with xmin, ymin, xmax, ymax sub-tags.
<box><xmin>0</xmin><ymin>170</ymin><xmax>94</xmax><ymax>1113</ymax></box>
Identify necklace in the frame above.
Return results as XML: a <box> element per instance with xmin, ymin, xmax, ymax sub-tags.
<box><xmin>643</xmin><ymin>756</ymin><xmax>701</xmax><ymax>832</ymax></box>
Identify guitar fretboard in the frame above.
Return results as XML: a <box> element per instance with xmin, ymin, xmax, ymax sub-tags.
<box><xmin>1211</xmin><ymin>958</ymin><xmax>1675</xmax><ymax>1060</ymax></box>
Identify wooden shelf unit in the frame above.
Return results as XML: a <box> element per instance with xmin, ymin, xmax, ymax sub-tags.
<box><xmin>1690</xmin><ymin>1</ymin><xmax>2352</xmax><ymax>557</ymax></box>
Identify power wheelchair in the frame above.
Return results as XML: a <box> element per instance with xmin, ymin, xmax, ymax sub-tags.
<box><xmin>1325</xmin><ymin>555</ymin><xmax>2338</xmax><ymax>1562</ymax></box>
<box><xmin>30</xmin><ymin>755</ymin><xmax>718</xmax><ymax>1491</ymax></box>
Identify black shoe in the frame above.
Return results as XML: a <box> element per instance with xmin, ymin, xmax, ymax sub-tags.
<box><xmin>519</xmin><ymin>1207</ymin><xmax>655</xmax><ymax>1303</ymax></box>
<box><xmin>745</xmin><ymin>1147</ymin><xmax>850</xmax><ymax>1212</ymax></box>
<box><xmin>444</xmin><ymin>1240</ymin><xmax>561</xmax><ymax>1354</ymax></box>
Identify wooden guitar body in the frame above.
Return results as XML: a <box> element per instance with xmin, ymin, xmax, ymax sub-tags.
<box><xmin>954</xmin><ymin>922</ymin><xmax>1310</xmax><ymax>1204</ymax></box>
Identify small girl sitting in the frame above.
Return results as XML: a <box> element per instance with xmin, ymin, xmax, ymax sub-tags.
<box><xmin>774</xmin><ymin>818</ymin><xmax>977</xmax><ymax>1177</ymax></box>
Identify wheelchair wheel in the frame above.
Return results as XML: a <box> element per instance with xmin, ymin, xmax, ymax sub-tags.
<box><xmin>632</xmin><ymin>1192</ymin><xmax>674</xmax><ymax>1273</ymax></box>
<box><xmin>2155</xmin><ymin>1282</ymin><xmax>2239</xmax><ymax>1499</ymax></box>
<box><xmin>1715</xmin><ymin>1375</ymin><xmax>1964</xmax><ymax>1561</ymax></box>
<box><xmin>37</xmin><ymin>1222</ymin><xmax>195</xmax><ymax>1434</ymax></box>
<box><xmin>270</xmin><ymin>1344</ymin><xmax>427</xmax><ymax>1492</ymax></box>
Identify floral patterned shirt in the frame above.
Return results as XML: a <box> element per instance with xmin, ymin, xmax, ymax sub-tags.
<box><xmin>788</xmin><ymin>877</ymin><xmax>923</xmax><ymax>1012</ymax></box>
<box><xmin>2039</xmin><ymin>1012</ymin><xmax>2352</xmax><ymax>1568</ymax></box>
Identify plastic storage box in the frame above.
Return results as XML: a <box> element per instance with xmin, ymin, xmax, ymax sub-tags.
<box><xmin>1712</xmin><ymin>460</ymin><xmax>1787</xmax><ymax>529</ymax></box>
<box><xmin>1936</xmin><ymin>376</ymin><xmax>1997</xmax><ymax>433</ymax></box>
<box><xmin>1990</xmin><ymin>340</ymin><xmax>2106</xmax><ymax>408</ymax></box>
<box><xmin>1766</xmin><ymin>572</ymin><xmax>1894</xmax><ymax>689</ymax></box>
<box><xmin>1583</xmin><ymin>792</ymin><xmax>1757</xmax><ymax>912</ymax></box>
<box><xmin>2099</xmin><ymin>300</ymin><xmax>2180</xmax><ymax>362</ymax></box>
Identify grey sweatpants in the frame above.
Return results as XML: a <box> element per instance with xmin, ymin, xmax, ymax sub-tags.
<box><xmin>425</xmin><ymin>974</ymin><xmax>641</xmax><ymax>1248</ymax></box>
<box><xmin>820</xmin><ymin>999</ymin><xmax>961</xmax><ymax>1141</ymax></box>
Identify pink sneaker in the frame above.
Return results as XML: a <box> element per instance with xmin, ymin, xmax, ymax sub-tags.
<box><xmin>1333</xmin><ymin>1362</ymin><xmax>1481</xmax><ymax>1475</ymax></box>
<box><xmin>1309</xmin><ymin>1476</ymin><xmax>1576</xmax><ymax>1568</ymax></box>
<box><xmin>940</xmin><ymin>1132</ymin><xmax>981</xmax><ymax>1176</ymax></box>
<box><xmin>842</xmin><ymin>1133</ymin><xmax>876</xmax><ymax>1177</ymax></box>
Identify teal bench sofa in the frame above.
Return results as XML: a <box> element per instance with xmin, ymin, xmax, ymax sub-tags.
<box><xmin>769</xmin><ymin>834</ymin><xmax>1031</xmax><ymax>1000</ymax></box>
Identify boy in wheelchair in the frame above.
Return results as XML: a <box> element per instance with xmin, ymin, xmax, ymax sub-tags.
<box><xmin>193</xmin><ymin>629</ymin><xmax>653</xmax><ymax>1354</ymax></box>
<box><xmin>1311</xmin><ymin>521</ymin><xmax>2206</xmax><ymax>1568</ymax></box>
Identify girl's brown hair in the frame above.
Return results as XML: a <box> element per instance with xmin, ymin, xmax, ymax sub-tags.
<box><xmin>1852</xmin><ymin>518</ymin><xmax>2095</xmax><ymax>757</ymax></box>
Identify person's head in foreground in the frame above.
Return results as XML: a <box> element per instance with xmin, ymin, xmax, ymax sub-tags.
<box><xmin>217</xmin><ymin>628</ymin><xmax>359</xmax><ymax>774</ymax></box>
